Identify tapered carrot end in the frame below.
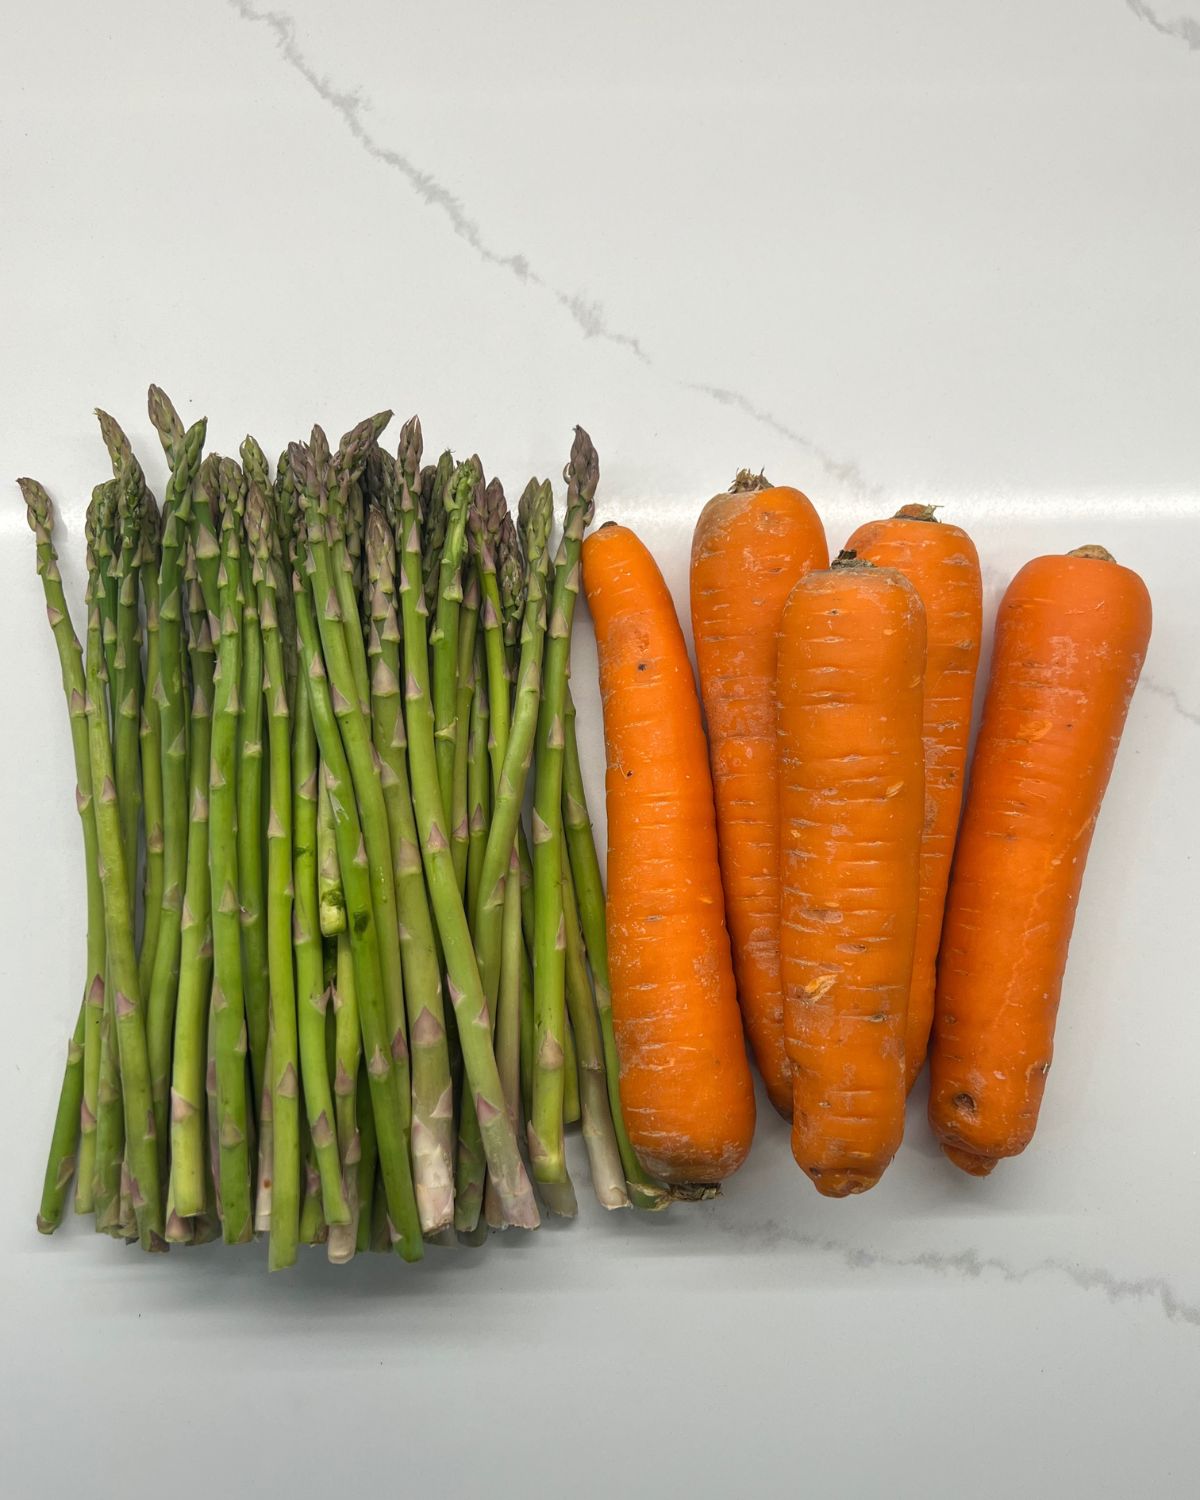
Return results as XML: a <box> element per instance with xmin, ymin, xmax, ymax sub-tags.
<box><xmin>803</xmin><ymin>1166</ymin><xmax>885</xmax><ymax>1198</ymax></box>
<box><xmin>941</xmin><ymin>1144</ymin><xmax>998</xmax><ymax>1177</ymax></box>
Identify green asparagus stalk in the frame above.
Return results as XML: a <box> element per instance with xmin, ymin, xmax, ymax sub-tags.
<box><xmin>255</xmin><ymin>1032</ymin><xmax>274</xmax><ymax>1235</ymax></box>
<box><xmin>291</xmin><ymin>604</ymin><xmax>351</xmax><ymax>1228</ymax></box>
<box><xmin>93</xmin><ymin>481</ymin><xmax>120</xmax><ymax>724</ymax></box>
<box><xmin>75</xmin><ymin>502</ymin><xmax>111</xmax><ymax>1217</ymax></box>
<box><xmin>472</xmin><ymin>478</ymin><xmax>513</xmax><ymax>793</ymax></box>
<box><xmin>430</xmin><ymin>458</ymin><xmax>479</xmax><ymax>832</ymax></box>
<box><xmin>91</xmin><ymin>486</ymin><xmax>127</xmax><ymax>1235</ymax></box>
<box><xmin>450</xmin><ymin>565</ymin><xmax>480</xmax><ymax>891</ymax></box>
<box><xmin>272</xmin><ymin>447</ymin><xmax>301</xmax><ymax>710</ymax></box>
<box><xmin>369</xmin><ymin>1165</ymin><xmax>390</xmax><ymax>1251</ymax></box>
<box><xmin>316</xmin><ymin>773</ymin><xmax>346</xmax><ymax>936</ymax></box>
<box><xmin>456</xmin><ymin>642</ymin><xmax>494</xmax><ymax>1236</ymax></box>
<box><xmin>495</xmin><ymin>842</ymin><xmax>524</xmax><ymax>1130</ymax></box>
<box><xmin>563</xmin><ymin>1009</ymin><xmax>581</xmax><ymax>1128</ymax></box>
<box><xmin>298</xmin><ymin>1107</ymin><xmax>327</xmax><ymax>1246</ymax></box>
<box><xmin>304</xmin><ymin>427</ymin><xmax>413</xmax><ymax>1144</ymax></box>
<box><xmin>327</xmin><ymin>930</ymin><xmax>360</xmax><ymax>1264</ymax></box>
<box><xmin>112</xmin><ymin>474</ymin><xmax>145</xmax><ymax>932</ymax></box>
<box><xmin>95</xmin><ymin>413</ymin><xmax>145</xmax><ymax>868</ymax></box>
<box><xmin>562</xmin><ymin>688</ymin><xmax>670</xmax><ymax>1209</ymax></box>
<box><xmin>19</xmin><ymin>479</ymin><xmax>102</xmax><ymax>1228</ymax></box>
<box><xmin>93</xmin><ymin>983</ymin><xmax>124</xmax><ymax>1234</ymax></box>
<box><xmin>470</xmin><ymin>480</ymin><xmax>553</xmax><ymax>1017</ymax></box>
<box><xmin>83</xmin><ymin>550</ymin><xmax>163</xmax><ymax>1247</ymax></box>
<box><xmin>364</xmin><ymin>482</ymin><xmax>455</xmax><ymax>1238</ymax></box>
<box><xmin>354</xmin><ymin>1065</ymin><xmax>378</xmax><ymax>1254</ymax></box>
<box><xmin>466</xmin><ymin>641</ymin><xmax>490</xmax><ymax>921</ymax></box>
<box><xmin>164</xmin><ymin>1174</ymin><xmax>192</xmax><ymax>1244</ymax></box>
<box><xmin>138</xmin><ymin>498</ymin><xmax>165</xmax><ymax>998</ymax></box>
<box><xmin>420</xmin><ymin>449</ymin><xmax>454</xmax><ymax>607</ymax></box>
<box><xmin>171</xmin><ymin>450</ymin><xmax>224</xmax><ymax>1214</ymax></box>
<box><xmin>291</xmin><ymin>459</ymin><xmax>422</xmax><ymax>1259</ymax></box>
<box><xmin>202</xmin><ymin>459</ymin><xmax>253</xmax><ymax>1244</ymax></box>
<box><xmin>332</xmin><ymin>411</ymin><xmax>391</xmax><ymax>699</ymax></box>
<box><xmin>233</xmin><ymin>469</ymin><xmax>270</xmax><ymax>1110</ymax></box>
<box><xmin>168</xmin><ymin>536</ymin><xmax>215</xmax><ymax>1217</ymax></box>
<box><xmin>145</xmin><ymin>405</ymin><xmax>207</xmax><ymax>1184</ymax></box>
<box><xmin>395</xmin><ymin>467</ymin><xmax>539</xmax><ymax>1231</ymax></box>
<box><xmin>530</xmin><ymin>429</ymin><xmax>598</xmax><ymax>1198</ymax></box>
<box><xmin>41</xmin><ymin>1005</ymin><xmax>88</xmax><ymax>1234</ymax></box>
<box><xmin>561</xmin><ymin>834</ymin><xmax>629</xmax><ymax>1209</ymax></box>
<box><xmin>246</xmin><ymin>479</ymin><xmax>302</xmax><ymax>1270</ymax></box>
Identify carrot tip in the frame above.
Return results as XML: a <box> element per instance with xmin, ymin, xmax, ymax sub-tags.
<box><xmin>668</xmin><ymin>1181</ymin><xmax>722</xmax><ymax>1202</ymax></box>
<box><xmin>728</xmin><ymin>467</ymin><xmax>772</xmax><ymax>494</ymax></box>
<box><xmin>1067</xmin><ymin>543</ymin><xmax>1117</xmax><ymax>564</ymax></box>
<box><xmin>802</xmin><ymin>1166</ymin><xmax>885</xmax><ymax>1198</ymax></box>
<box><xmin>940</xmin><ymin>1144</ymin><xmax>999</xmax><ymax>1178</ymax></box>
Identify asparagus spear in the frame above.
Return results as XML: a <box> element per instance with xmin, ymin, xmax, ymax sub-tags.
<box><xmin>96</xmin><ymin>414</ymin><xmax>146</xmax><ymax>918</ymax></box>
<box><xmin>430</xmin><ymin>458</ymin><xmax>479</xmax><ymax>834</ymax></box>
<box><xmin>301</xmin><ymin>427</ymin><xmax>413</xmax><ymax>1140</ymax></box>
<box><xmin>83</xmin><ymin>537</ymin><xmax>163</xmax><ymax>1247</ymax></box>
<box><xmin>354</xmin><ymin>1065</ymin><xmax>378</xmax><ymax>1255</ymax></box>
<box><xmin>138</xmin><ymin>498</ymin><xmax>166</xmax><ymax>999</ymax></box>
<box><xmin>144</xmin><ymin>405</ymin><xmax>207</xmax><ymax>1183</ymax></box>
<box><xmin>327</xmin><ymin>931</ymin><xmax>361</xmax><ymax>1264</ymax></box>
<box><xmin>168</xmin><ymin>534</ymin><xmax>216</xmax><ymax>1217</ymax></box>
<box><xmin>298</xmin><ymin>1108</ymin><xmax>327</xmax><ymax>1246</ymax></box>
<box><xmin>420</xmin><ymin>449</ymin><xmax>454</xmax><ymax>607</ymax></box>
<box><xmin>316</xmin><ymin>774</ymin><xmax>346</xmax><ymax>936</ymax></box>
<box><xmin>455</xmin><ymin>645</ymin><xmax>492</xmax><ymax>1237</ymax></box>
<box><xmin>19</xmin><ymin>479</ymin><xmax>104</xmax><ymax>1230</ymax></box>
<box><xmin>395</xmin><ymin>467</ymin><xmax>539</xmax><ymax>1231</ymax></box>
<box><xmin>290</xmin><ymin>570</ymin><xmax>351</xmax><ymax>1229</ymax></box>
<box><xmin>254</xmin><ymin>1031</ymin><xmax>274</xmax><ymax>1235</ymax></box>
<box><xmin>329</xmin><ymin>418</ymin><xmax>391</xmax><ymax>710</ymax></box>
<box><xmin>92</xmin><ymin>481</ymin><xmax>120</xmax><ymax>724</ymax></box>
<box><xmin>530</xmin><ymin>429</ymin><xmax>598</xmax><ymax>1199</ymax></box>
<box><xmin>471</xmin><ymin>481</ymin><xmax>552</xmax><ymax>1041</ymax></box>
<box><xmin>472</xmin><ymin>478</ymin><xmax>514</xmax><ymax>794</ymax></box>
<box><xmin>560</xmin><ymin>834</ymin><xmax>629</xmax><ymax>1209</ymax></box>
<box><xmin>271</xmin><ymin>447</ymin><xmax>300</xmax><ymax>710</ymax></box>
<box><xmin>291</xmin><ymin>463</ymin><xmax>422</xmax><ymax>1259</ymax></box>
<box><xmin>89</xmin><ymin>487</ymin><xmax>126</xmax><ymax>1234</ymax></box>
<box><xmin>233</xmin><ymin>464</ymin><xmax>270</xmax><ymax>1110</ymax></box>
<box><xmin>201</xmin><ymin>459</ymin><xmax>253</xmax><ymax>1244</ymax></box>
<box><xmin>364</xmin><ymin>480</ymin><xmax>455</xmax><ymax>1239</ymax></box>
<box><xmin>450</xmin><ymin>564</ymin><xmax>481</xmax><ymax>891</ymax></box>
<box><xmin>466</xmin><ymin>641</ymin><xmax>490</xmax><ymax>920</ymax></box>
<box><xmin>494</xmin><ymin>842</ymin><xmax>524</xmax><ymax>1136</ymax></box>
<box><xmin>562</xmin><ymin>688</ymin><xmax>670</xmax><ymax>1210</ymax></box>
<box><xmin>245</xmin><ymin>479</ymin><xmax>302</xmax><ymax>1269</ymax></box>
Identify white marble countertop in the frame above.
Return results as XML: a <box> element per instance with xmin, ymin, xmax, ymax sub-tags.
<box><xmin>2</xmin><ymin>3</ymin><xmax>1198</xmax><ymax>1496</ymax></box>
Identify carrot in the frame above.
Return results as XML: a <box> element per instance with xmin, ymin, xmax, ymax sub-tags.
<box><xmin>778</xmin><ymin>557</ymin><xmax>926</xmax><ymax>1197</ymax></box>
<box><xmin>929</xmin><ymin>545</ymin><xmax>1151</xmax><ymax>1175</ymax></box>
<box><xmin>690</xmin><ymin>471</ymin><xmax>828</xmax><ymax>1116</ymax></box>
<box><xmin>582</xmin><ymin>522</ymin><xmax>756</xmax><ymax>1185</ymax></box>
<box><xmin>843</xmin><ymin>505</ymin><xmax>982</xmax><ymax>1089</ymax></box>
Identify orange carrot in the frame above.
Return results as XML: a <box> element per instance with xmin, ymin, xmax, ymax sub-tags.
<box><xmin>582</xmin><ymin>523</ymin><xmax>755</xmax><ymax>1185</ymax></box>
<box><xmin>929</xmin><ymin>546</ymin><xmax>1151</xmax><ymax>1175</ymax></box>
<box><xmin>778</xmin><ymin>558</ymin><xmax>926</xmax><ymax>1196</ymax></box>
<box><xmin>843</xmin><ymin>506</ymin><xmax>981</xmax><ymax>1089</ymax></box>
<box><xmin>690</xmin><ymin>471</ymin><xmax>828</xmax><ymax>1117</ymax></box>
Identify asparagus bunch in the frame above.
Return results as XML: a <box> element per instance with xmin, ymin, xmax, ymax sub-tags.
<box><xmin>25</xmin><ymin>394</ymin><xmax>668</xmax><ymax>1269</ymax></box>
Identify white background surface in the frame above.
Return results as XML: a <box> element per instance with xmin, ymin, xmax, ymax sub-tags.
<box><xmin>3</xmin><ymin>3</ymin><xmax>1199</xmax><ymax>1496</ymax></box>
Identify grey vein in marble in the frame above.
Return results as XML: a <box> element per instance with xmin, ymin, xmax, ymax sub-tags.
<box><xmin>225</xmin><ymin>0</ymin><xmax>874</xmax><ymax>497</ymax></box>
<box><xmin>1126</xmin><ymin>0</ymin><xmax>1200</xmax><ymax>49</ymax></box>
<box><xmin>711</xmin><ymin>1214</ymin><xmax>1200</xmax><ymax>1329</ymax></box>
<box><xmin>1139</xmin><ymin>676</ymin><xmax>1200</xmax><ymax>727</ymax></box>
